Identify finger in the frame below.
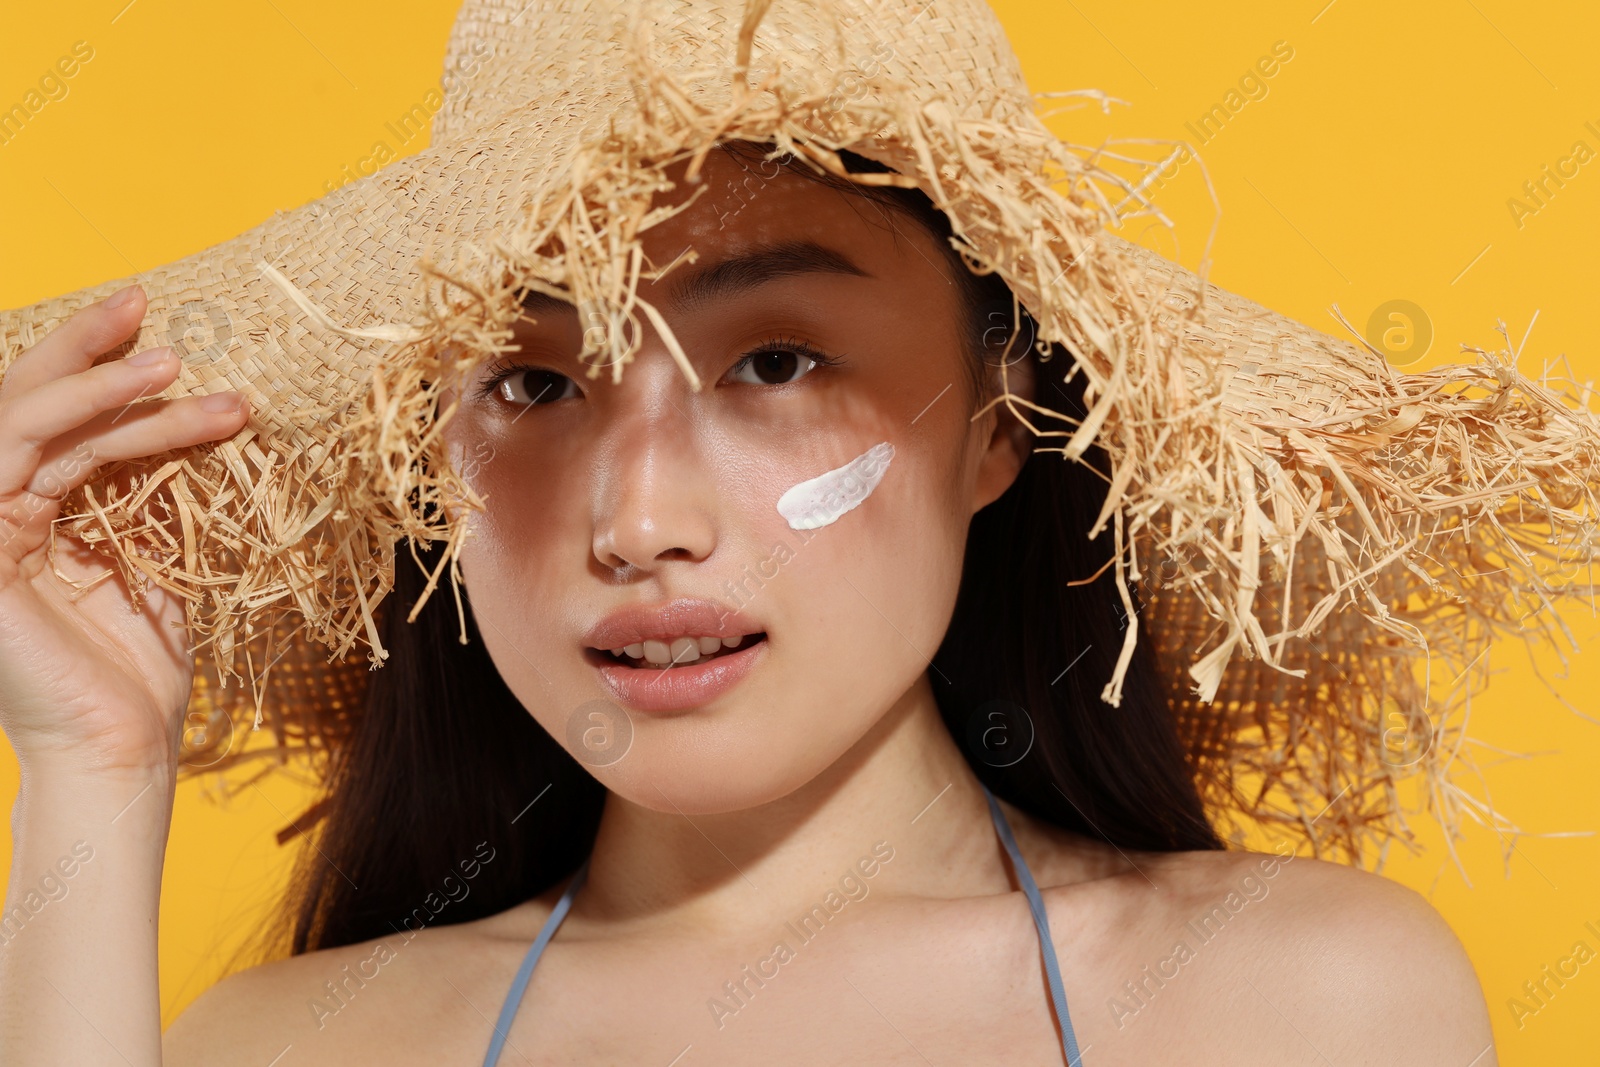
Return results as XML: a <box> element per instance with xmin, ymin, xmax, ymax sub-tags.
<box><xmin>22</xmin><ymin>390</ymin><xmax>250</xmax><ymax>502</ymax></box>
<box><xmin>0</xmin><ymin>284</ymin><xmax>149</xmax><ymax>402</ymax></box>
<box><xmin>0</xmin><ymin>345</ymin><xmax>182</xmax><ymax>497</ymax></box>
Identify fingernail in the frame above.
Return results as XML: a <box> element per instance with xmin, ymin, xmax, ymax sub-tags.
<box><xmin>127</xmin><ymin>346</ymin><xmax>175</xmax><ymax>367</ymax></box>
<box><xmin>104</xmin><ymin>284</ymin><xmax>140</xmax><ymax>310</ymax></box>
<box><xmin>199</xmin><ymin>391</ymin><xmax>244</xmax><ymax>413</ymax></box>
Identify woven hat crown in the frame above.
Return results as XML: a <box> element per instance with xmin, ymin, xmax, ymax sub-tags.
<box><xmin>434</xmin><ymin>0</ymin><xmax>1035</xmax><ymax>142</ymax></box>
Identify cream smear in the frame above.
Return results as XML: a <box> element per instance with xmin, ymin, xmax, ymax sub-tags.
<box><xmin>776</xmin><ymin>441</ymin><xmax>895</xmax><ymax>531</ymax></box>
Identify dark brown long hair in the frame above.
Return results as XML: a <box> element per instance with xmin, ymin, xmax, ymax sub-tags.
<box><xmin>259</xmin><ymin>142</ymin><xmax>1221</xmax><ymax>962</ymax></box>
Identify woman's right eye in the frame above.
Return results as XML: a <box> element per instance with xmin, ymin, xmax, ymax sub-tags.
<box><xmin>478</xmin><ymin>364</ymin><xmax>581</xmax><ymax>408</ymax></box>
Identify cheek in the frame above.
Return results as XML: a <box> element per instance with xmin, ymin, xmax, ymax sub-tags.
<box><xmin>741</xmin><ymin>434</ymin><xmax>969</xmax><ymax>688</ymax></box>
<box><xmin>458</xmin><ymin>450</ymin><xmax>570</xmax><ymax>577</ymax></box>
<box><xmin>450</xmin><ymin>443</ymin><xmax>585</xmax><ymax>701</ymax></box>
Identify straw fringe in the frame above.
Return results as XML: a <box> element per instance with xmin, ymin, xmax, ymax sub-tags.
<box><xmin>0</xmin><ymin>0</ymin><xmax>1595</xmax><ymax>868</ymax></box>
<box><xmin>375</xmin><ymin>4</ymin><xmax>1600</xmax><ymax>864</ymax></box>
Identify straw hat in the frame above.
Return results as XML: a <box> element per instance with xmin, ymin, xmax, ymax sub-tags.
<box><xmin>2</xmin><ymin>0</ymin><xmax>1595</xmax><ymax>866</ymax></box>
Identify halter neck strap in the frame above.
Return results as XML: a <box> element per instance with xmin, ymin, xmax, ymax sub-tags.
<box><xmin>481</xmin><ymin>784</ymin><xmax>1086</xmax><ymax>1066</ymax></box>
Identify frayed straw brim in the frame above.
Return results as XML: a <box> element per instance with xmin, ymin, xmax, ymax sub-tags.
<box><xmin>2</xmin><ymin>0</ymin><xmax>1596</xmax><ymax>868</ymax></box>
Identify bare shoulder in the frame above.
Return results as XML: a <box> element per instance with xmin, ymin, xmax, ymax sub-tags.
<box><xmin>162</xmin><ymin>897</ymin><xmax>555</xmax><ymax>1067</ymax></box>
<box><xmin>1205</xmin><ymin>848</ymin><xmax>1496</xmax><ymax>1063</ymax></box>
<box><xmin>1157</xmin><ymin>843</ymin><xmax>1481</xmax><ymax>964</ymax></box>
<box><xmin>1050</xmin><ymin>839</ymin><xmax>1498</xmax><ymax>1065</ymax></box>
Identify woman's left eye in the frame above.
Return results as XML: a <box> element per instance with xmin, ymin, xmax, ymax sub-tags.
<box><xmin>726</xmin><ymin>342</ymin><xmax>843</xmax><ymax>386</ymax></box>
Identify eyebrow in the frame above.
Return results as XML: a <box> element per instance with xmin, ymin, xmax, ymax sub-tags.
<box><xmin>669</xmin><ymin>239</ymin><xmax>872</xmax><ymax>310</ymax></box>
<box><xmin>518</xmin><ymin>239</ymin><xmax>872</xmax><ymax>318</ymax></box>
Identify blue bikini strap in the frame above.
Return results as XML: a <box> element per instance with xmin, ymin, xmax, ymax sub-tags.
<box><xmin>981</xmin><ymin>783</ymin><xmax>1087</xmax><ymax>1067</ymax></box>
<box><xmin>480</xmin><ymin>857</ymin><xmax>590</xmax><ymax>1067</ymax></box>
<box><xmin>485</xmin><ymin>792</ymin><xmax>1084</xmax><ymax>1067</ymax></box>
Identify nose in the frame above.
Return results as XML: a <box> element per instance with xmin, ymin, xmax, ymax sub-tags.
<box><xmin>589</xmin><ymin>362</ymin><xmax>718</xmax><ymax>572</ymax></box>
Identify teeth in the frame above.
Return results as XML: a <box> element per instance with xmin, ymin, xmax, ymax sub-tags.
<box><xmin>609</xmin><ymin>634</ymin><xmax>754</xmax><ymax>666</ymax></box>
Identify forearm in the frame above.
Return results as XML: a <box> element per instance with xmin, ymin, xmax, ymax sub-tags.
<box><xmin>1</xmin><ymin>763</ymin><xmax>174</xmax><ymax>1066</ymax></box>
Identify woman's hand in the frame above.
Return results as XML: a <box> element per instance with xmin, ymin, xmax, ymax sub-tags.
<box><xmin>0</xmin><ymin>283</ymin><xmax>251</xmax><ymax>780</ymax></box>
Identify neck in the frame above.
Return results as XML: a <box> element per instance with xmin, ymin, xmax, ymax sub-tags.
<box><xmin>577</xmin><ymin>673</ymin><xmax>1013</xmax><ymax>937</ymax></box>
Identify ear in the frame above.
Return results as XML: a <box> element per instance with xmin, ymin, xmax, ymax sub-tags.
<box><xmin>970</xmin><ymin>348</ymin><xmax>1036</xmax><ymax>514</ymax></box>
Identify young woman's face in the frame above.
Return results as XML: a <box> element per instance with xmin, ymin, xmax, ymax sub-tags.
<box><xmin>438</xmin><ymin>148</ymin><xmax>1033</xmax><ymax>814</ymax></box>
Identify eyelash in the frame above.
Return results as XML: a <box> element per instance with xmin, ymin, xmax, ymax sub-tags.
<box><xmin>733</xmin><ymin>335</ymin><xmax>848</xmax><ymax>380</ymax></box>
<box><xmin>473</xmin><ymin>335</ymin><xmax>848</xmax><ymax>404</ymax></box>
<box><xmin>473</xmin><ymin>360</ymin><xmax>561</xmax><ymax>403</ymax></box>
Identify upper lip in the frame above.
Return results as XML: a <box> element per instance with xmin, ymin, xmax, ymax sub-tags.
<box><xmin>584</xmin><ymin>597</ymin><xmax>764</xmax><ymax>650</ymax></box>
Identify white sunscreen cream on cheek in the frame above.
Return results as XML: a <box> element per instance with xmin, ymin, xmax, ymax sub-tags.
<box><xmin>776</xmin><ymin>441</ymin><xmax>895</xmax><ymax>531</ymax></box>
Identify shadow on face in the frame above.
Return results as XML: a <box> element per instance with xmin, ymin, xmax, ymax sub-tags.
<box><xmin>434</xmin><ymin>142</ymin><xmax>1036</xmax><ymax>815</ymax></box>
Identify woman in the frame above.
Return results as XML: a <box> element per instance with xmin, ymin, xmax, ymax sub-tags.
<box><xmin>0</xmin><ymin>120</ymin><xmax>1496</xmax><ymax>1062</ymax></box>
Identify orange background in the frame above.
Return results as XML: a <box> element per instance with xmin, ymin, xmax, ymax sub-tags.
<box><xmin>1</xmin><ymin>1</ymin><xmax>1596</xmax><ymax>1059</ymax></box>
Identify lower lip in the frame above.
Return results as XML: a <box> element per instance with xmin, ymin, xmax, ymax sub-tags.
<box><xmin>592</xmin><ymin>638</ymin><xmax>767</xmax><ymax>713</ymax></box>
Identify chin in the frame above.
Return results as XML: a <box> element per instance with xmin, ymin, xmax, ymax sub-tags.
<box><xmin>587</xmin><ymin>713</ymin><xmax>858</xmax><ymax>816</ymax></box>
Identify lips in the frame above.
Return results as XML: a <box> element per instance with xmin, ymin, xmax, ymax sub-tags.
<box><xmin>584</xmin><ymin>597</ymin><xmax>763</xmax><ymax>653</ymax></box>
<box><xmin>588</xmin><ymin>636</ymin><xmax>767</xmax><ymax>713</ymax></box>
<box><xmin>584</xmin><ymin>597</ymin><xmax>768</xmax><ymax>713</ymax></box>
